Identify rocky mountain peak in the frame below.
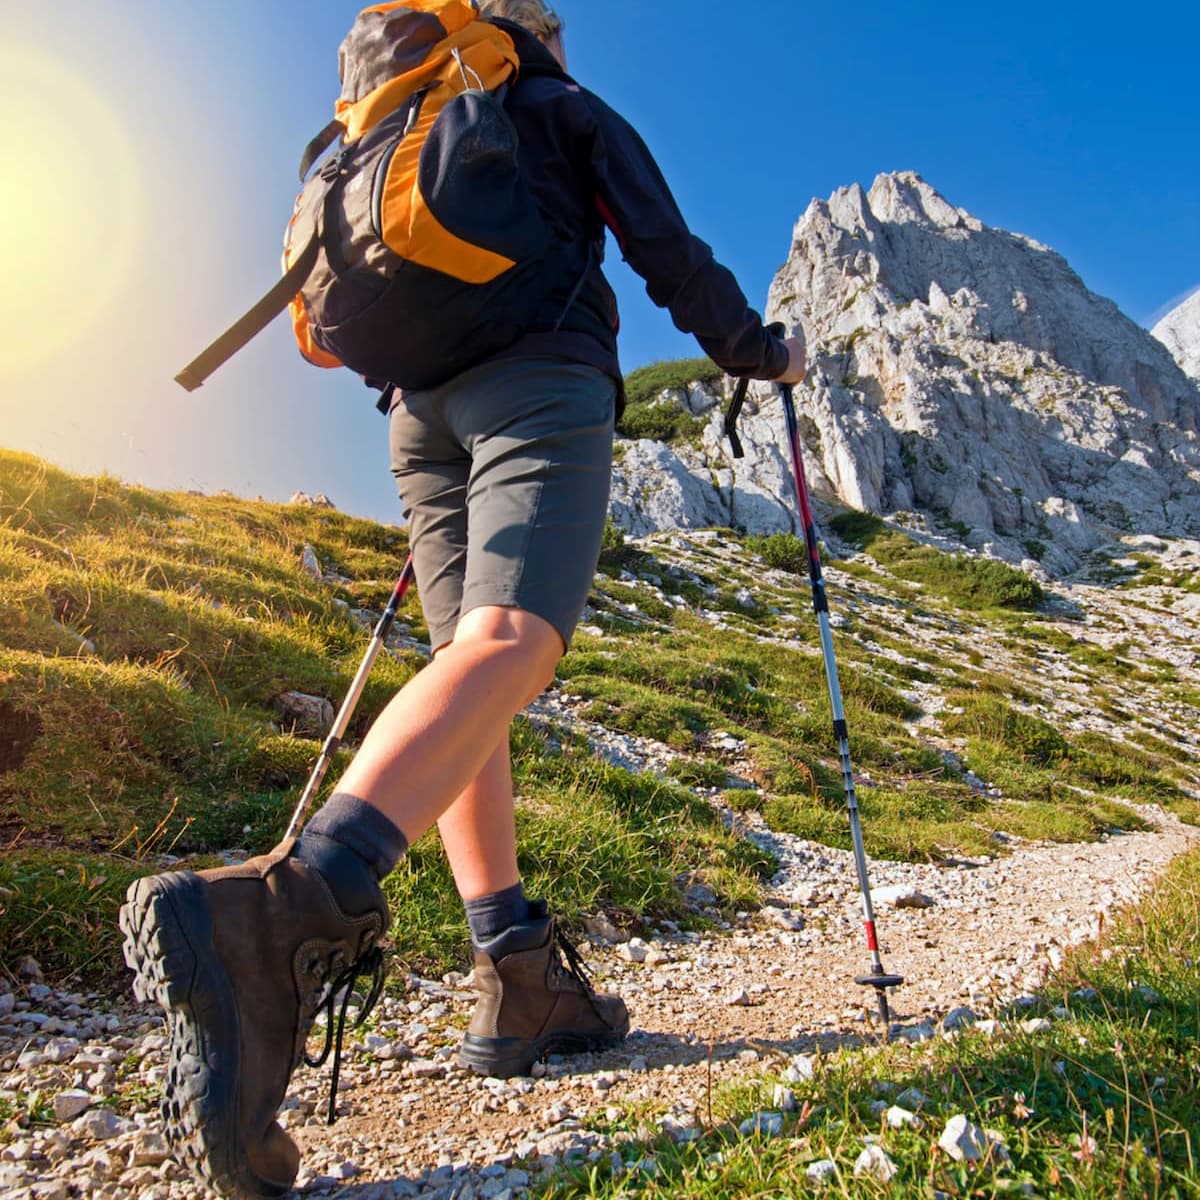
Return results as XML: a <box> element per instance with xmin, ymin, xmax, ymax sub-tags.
<box><xmin>1153</xmin><ymin>288</ymin><xmax>1200</xmax><ymax>383</ymax></box>
<box><xmin>779</xmin><ymin>172</ymin><xmax>1195</xmax><ymax>429</ymax></box>
<box><xmin>612</xmin><ymin>173</ymin><xmax>1200</xmax><ymax>577</ymax></box>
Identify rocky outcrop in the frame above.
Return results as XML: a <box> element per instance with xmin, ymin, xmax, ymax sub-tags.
<box><xmin>609</xmin><ymin>392</ymin><xmax>799</xmax><ymax>538</ymax></box>
<box><xmin>1153</xmin><ymin>288</ymin><xmax>1200</xmax><ymax>382</ymax></box>
<box><xmin>611</xmin><ymin>172</ymin><xmax>1200</xmax><ymax>575</ymax></box>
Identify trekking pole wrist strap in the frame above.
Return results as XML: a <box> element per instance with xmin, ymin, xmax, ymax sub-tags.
<box><xmin>722</xmin><ymin>321</ymin><xmax>788</xmax><ymax>457</ymax></box>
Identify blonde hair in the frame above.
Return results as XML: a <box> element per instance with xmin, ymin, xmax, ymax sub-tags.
<box><xmin>476</xmin><ymin>0</ymin><xmax>564</xmax><ymax>40</ymax></box>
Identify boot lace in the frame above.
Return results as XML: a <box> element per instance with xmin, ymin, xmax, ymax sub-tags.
<box><xmin>550</xmin><ymin>927</ymin><xmax>613</xmax><ymax>1028</ymax></box>
<box><xmin>304</xmin><ymin>945</ymin><xmax>387</xmax><ymax>1124</ymax></box>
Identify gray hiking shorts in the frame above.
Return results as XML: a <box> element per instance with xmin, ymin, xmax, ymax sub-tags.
<box><xmin>389</xmin><ymin>357</ymin><xmax>617</xmax><ymax>652</ymax></box>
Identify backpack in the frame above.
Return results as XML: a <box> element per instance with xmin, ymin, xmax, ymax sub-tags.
<box><xmin>176</xmin><ymin>0</ymin><xmax>567</xmax><ymax>395</ymax></box>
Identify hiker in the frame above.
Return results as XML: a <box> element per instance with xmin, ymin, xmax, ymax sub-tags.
<box><xmin>122</xmin><ymin>2</ymin><xmax>807</xmax><ymax>1195</ymax></box>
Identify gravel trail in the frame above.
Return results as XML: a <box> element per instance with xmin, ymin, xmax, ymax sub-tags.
<box><xmin>2</xmin><ymin>798</ymin><xmax>1194</xmax><ymax>1200</ymax></box>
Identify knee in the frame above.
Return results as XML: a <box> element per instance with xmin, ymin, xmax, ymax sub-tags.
<box><xmin>451</xmin><ymin>606</ymin><xmax>563</xmax><ymax>701</ymax></box>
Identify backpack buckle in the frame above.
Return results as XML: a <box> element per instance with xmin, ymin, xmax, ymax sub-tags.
<box><xmin>319</xmin><ymin>147</ymin><xmax>352</xmax><ymax>182</ymax></box>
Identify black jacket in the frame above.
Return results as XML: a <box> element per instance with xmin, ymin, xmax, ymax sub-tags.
<box><xmin>487</xmin><ymin>21</ymin><xmax>789</xmax><ymax>391</ymax></box>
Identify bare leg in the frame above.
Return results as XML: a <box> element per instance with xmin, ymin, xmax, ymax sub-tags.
<box><xmin>334</xmin><ymin>605</ymin><xmax>560</xmax><ymax>845</ymax></box>
<box><xmin>437</xmin><ymin>739</ymin><xmax>519</xmax><ymax>902</ymax></box>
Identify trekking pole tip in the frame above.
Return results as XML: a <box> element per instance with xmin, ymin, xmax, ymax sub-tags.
<box><xmin>854</xmin><ymin>971</ymin><xmax>904</xmax><ymax>1037</ymax></box>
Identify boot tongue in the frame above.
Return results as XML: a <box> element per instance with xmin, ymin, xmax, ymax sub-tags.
<box><xmin>475</xmin><ymin>905</ymin><xmax>551</xmax><ymax>959</ymax></box>
<box><xmin>292</xmin><ymin>833</ymin><xmax>386</xmax><ymax>919</ymax></box>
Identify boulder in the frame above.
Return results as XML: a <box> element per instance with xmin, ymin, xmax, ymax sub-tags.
<box><xmin>272</xmin><ymin>691</ymin><xmax>335</xmax><ymax>738</ymax></box>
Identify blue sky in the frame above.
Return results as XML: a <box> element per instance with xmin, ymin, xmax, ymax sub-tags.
<box><xmin>3</xmin><ymin>0</ymin><xmax>1198</xmax><ymax>523</ymax></box>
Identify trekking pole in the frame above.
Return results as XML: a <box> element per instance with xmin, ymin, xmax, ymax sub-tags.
<box><xmin>722</xmin><ymin>343</ymin><xmax>905</xmax><ymax>1031</ymax></box>
<box><xmin>283</xmin><ymin>555</ymin><xmax>416</xmax><ymax>841</ymax></box>
<box><xmin>775</xmin><ymin>379</ymin><xmax>904</xmax><ymax>1031</ymax></box>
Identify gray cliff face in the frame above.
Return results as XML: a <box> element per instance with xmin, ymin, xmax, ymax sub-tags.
<box><xmin>611</xmin><ymin>172</ymin><xmax>1200</xmax><ymax>574</ymax></box>
<box><xmin>1153</xmin><ymin>289</ymin><xmax>1200</xmax><ymax>383</ymax></box>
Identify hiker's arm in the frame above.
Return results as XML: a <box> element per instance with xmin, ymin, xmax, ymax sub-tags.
<box><xmin>582</xmin><ymin>93</ymin><xmax>788</xmax><ymax>381</ymax></box>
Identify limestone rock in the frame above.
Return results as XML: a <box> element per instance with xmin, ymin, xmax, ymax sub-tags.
<box><xmin>290</xmin><ymin>492</ymin><xmax>337</xmax><ymax>509</ymax></box>
<box><xmin>611</xmin><ymin>172</ymin><xmax>1200</xmax><ymax>576</ymax></box>
<box><xmin>1153</xmin><ymin>288</ymin><xmax>1200</xmax><ymax>382</ymax></box>
<box><xmin>938</xmin><ymin>1113</ymin><xmax>988</xmax><ymax>1162</ymax></box>
<box><xmin>768</xmin><ymin>171</ymin><xmax>1200</xmax><ymax>572</ymax></box>
<box><xmin>853</xmin><ymin>1144</ymin><xmax>898</xmax><ymax>1181</ymax></box>
<box><xmin>807</xmin><ymin>1158</ymin><xmax>838</xmax><ymax>1183</ymax></box>
<box><xmin>52</xmin><ymin>1090</ymin><xmax>93</xmax><ymax>1122</ymax></box>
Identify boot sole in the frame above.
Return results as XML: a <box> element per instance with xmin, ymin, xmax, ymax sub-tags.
<box><xmin>458</xmin><ymin>1013</ymin><xmax>631</xmax><ymax>1079</ymax></box>
<box><xmin>119</xmin><ymin>873</ymin><xmax>288</xmax><ymax>1199</ymax></box>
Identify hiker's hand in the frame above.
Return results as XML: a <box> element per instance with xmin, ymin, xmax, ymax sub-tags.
<box><xmin>774</xmin><ymin>336</ymin><xmax>808</xmax><ymax>384</ymax></box>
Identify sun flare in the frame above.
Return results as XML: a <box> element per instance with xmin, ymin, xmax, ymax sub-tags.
<box><xmin>0</xmin><ymin>46</ymin><xmax>142</xmax><ymax>375</ymax></box>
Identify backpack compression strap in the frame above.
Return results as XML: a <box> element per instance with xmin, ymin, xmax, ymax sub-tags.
<box><xmin>174</xmin><ymin>230</ymin><xmax>320</xmax><ymax>392</ymax></box>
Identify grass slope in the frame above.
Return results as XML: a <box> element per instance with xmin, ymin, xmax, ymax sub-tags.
<box><xmin>1</xmin><ymin>449</ymin><xmax>1197</xmax><ymax>987</ymax></box>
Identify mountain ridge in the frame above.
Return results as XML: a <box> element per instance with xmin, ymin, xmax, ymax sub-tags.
<box><xmin>612</xmin><ymin>172</ymin><xmax>1200</xmax><ymax>577</ymax></box>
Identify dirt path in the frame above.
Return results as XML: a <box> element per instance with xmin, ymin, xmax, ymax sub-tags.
<box><xmin>3</xmin><ymin>801</ymin><xmax>1194</xmax><ymax>1200</ymax></box>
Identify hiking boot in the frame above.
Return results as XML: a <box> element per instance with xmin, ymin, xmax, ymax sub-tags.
<box><xmin>118</xmin><ymin>840</ymin><xmax>389</xmax><ymax>1199</ymax></box>
<box><xmin>459</xmin><ymin>900</ymin><xmax>629</xmax><ymax>1078</ymax></box>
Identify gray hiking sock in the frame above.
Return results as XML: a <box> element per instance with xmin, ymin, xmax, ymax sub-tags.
<box><xmin>466</xmin><ymin>882</ymin><xmax>529</xmax><ymax>948</ymax></box>
<box><xmin>295</xmin><ymin>793</ymin><xmax>408</xmax><ymax>912</ymax></box>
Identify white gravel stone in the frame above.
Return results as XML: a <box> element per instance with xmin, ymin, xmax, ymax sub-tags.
<box><xmin>619</xmin><ymin>939</ymin><xmax>649</xmax><ymax>964</ymax></box>
<box><xmin>806</xmin><ymin>1158</ymin><xmax>838</xmax><ymax>1183</ymax></box>
<box><xmin>853</xmin><ymin>1144</ymin><xmax>899</xmax><ymax>1181</ymax></box>
<box><xmin>42</xmin><ymin>1037</ymin><xmax>81</xmax><ymax>1063</ymax></box>
<box><xmin>788</xmin><ymin>1053</ymin><xmax>817</xmax><ymax>1081</ymax></box>
<box><xmin>30</xmin><ymin>1181</ymin><xmax>71</xmax><ymax>1200</ymax></box>
<box><xmin>739</xmin><ymin>1111</ymin><xmax>784</xmax><ymax>1137</ymax></box>
<box><xmin>940</xmin><ymin>1006</ymin><xmax>978</xmax><ymax>1032</ymax></box>
<box><xmin>659</xmin><ymin>1114</ymin><xmax>701</xmax><ymax>1143</ymax></box>
<box><xmin>409</xmin><ymin>1058</ymin><xmax>448</xmax><ymax>1079</ymax></box>
<box><xmin>72</xmin><ymin>1109</ymin><xmax>129</xmax><ymax>1141</ymax></box>
<box><xmin>939</xmin><ymin>1114</ymin><xmax>989</xmax><ymax>1162</ymax></box>
<box><xmin>131</xmin><ymin>1131</ymin><xmax>170</xmax><ymax>1166</ymax></box>
<box><xmin>53</xmin><ymin>1090</ymin><xmax>94</xmax><ymax>1122</ymax></box>
<box><xmin>871</xmin><ymin>885</ymin><xmax>936</xmax><ymax>908</ymax></box>
<box><xmin>886</xmin><ymin>1105</ymin><xmax>923</xmax><ymax>1130</ymax></box>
